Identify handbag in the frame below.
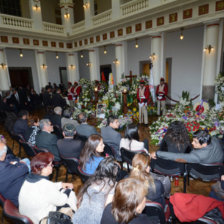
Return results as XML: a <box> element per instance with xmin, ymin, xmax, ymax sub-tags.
<box><xmin>40</xmin><ymin>211</ymin><xmax>73</xmax><ymax>224</ymax></box>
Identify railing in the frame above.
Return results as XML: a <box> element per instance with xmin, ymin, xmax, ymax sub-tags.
<box><xmin>72</xmin><ymin>20</ymin><xmax>85</xmax><ymax>32</ymax></box>
<box><xmin>93</xmin><ymin>9</ymin><xmax>112</xmax><ymax>26</ymax></box>
<box><xmin>43</xmin><ymin>22</ymin><xmax>64</xmax><ymax>34</ymax></box>
<box><xmin>121</xmin><ymin>0</ymin><xmax>149</xmax><ymax>16</ymax></box>
<box><xmin>1</xmin><ymin>14</ymin><xmax>33</xmax><ymax>29</ymax></box>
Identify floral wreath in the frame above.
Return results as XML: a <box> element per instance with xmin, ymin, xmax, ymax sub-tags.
<box><xmin>193</xmin><ymin>100</ymin><xmax>209</xmax><ymax>114</ymax></box>
<box><xmin>215</xmin><ymin>73</ymin><xmax>224</xmax><ymax>102</ymax></box>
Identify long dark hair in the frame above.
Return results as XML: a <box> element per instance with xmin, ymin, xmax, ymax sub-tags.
<box><xmin>79</xmin><ymin>134</ymin><xmax>103</xmax><ymax>170</ymax></box>
<box><xmin>77</xmin><ymin>157</ymin><xmax>119</xmax><ymax>208</ymax></box>
<box><xmin>165</xmin><ymin>121</ymin><xmax>191</xmax><ymax>150</ymax></box>
<box><xmin>125</xmin><ymin>124</ymin><xmax>139</xmax><ymax>141</ymax></box>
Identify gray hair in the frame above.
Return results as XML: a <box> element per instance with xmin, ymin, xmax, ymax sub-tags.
<box><xmin>39</xmin><ymin>119</ymin><xmax>51</xmax><ymax>131</ymax></box>
<box><xmin>63</xmin><ymin>109</ymin><xmax>71</xmax><ymax>118</ymax></box>
<box><xmin>54</xmin><ymin>106</ymin><xmax>62</xmax><ymax>115</ymax></box>
<box><xmin>63</xmin><ymin>123</ymin><xmax>76</xmax><ymax>137</ymax></box>
<box><xmin>0</xmin><ymin>144</ymin><xmax>7</xmax><ymax>157</ymax></box>
<box><xmin>78</xmin><ymin>112</ymin><xmax>87</xmax><ymax>123</ymax></box>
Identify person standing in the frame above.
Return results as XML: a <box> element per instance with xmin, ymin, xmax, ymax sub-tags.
<box><xmin>156</xmin><ymin>78</ymin><xmax>168</xmax><ymax>115</ymax></box>
<box><xmin>137</xmin><ymin>80</ymin><xmax>149</xmax><ymax>125</ymax></box>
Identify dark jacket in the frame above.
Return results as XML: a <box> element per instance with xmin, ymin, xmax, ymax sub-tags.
<box><xmin>57</xmin><ymin>138</ymin><xmax>85</xmax><ymax>158</ymax></box>
<box><xmin>0</xmin><ymin>154</ymin><xmax>28</xmax><ymax>207</ymax></box>
<box><xmin>76</xmin><ymin>123</ymin><xmax>98</xmax><ymax>138</ymax></box>
<box><xmin>36</xmin><ymin>131</ymin><xmax>60</xmax><ymax>161</ymax></box>
<box><xmin>52</xmin><ymin>93</ymin><xmax>66</xmax><ymax>108</ymax></box>
<box><xmin>13</xmin><ymin>118</ymin><xmax>28</xmax><ymax>137</ymax></box>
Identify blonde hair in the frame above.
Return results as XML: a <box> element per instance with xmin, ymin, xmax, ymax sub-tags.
<box><xmin>130</xmin><ymin>153</ymin><xmax>155</xmax><ymax>191</ymax></box>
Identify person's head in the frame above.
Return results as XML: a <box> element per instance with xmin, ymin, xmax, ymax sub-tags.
<box><xmin>63</xmin><ymin>109</ymin><xmax>72</xmax><ymax>118</ymax></box>
<box><xmin>192</xmin><ymin>130</ymin><xmax>211</xmax><ymax>149</ymax></box>
<box><xmin>160</xmin><ymin>77</ymin><xmax>165</xmax><ymax>85</ymax></box>
<box><xmin>139</xmin><ymin>80</ymin><xmax>145</xmax><ymax>87</ymax></box>
<box><xmin>54</xmin><ymin>106</ymin><xmax>62</xmax><ymax>116</ymax></box>
<box><xmin>77</xmin><ymin>157</ymin><xmax>119</xmax><ymax>208</ymax></box>
<box><xmin>107</xmin><ymin>115</ymin><xmax>120</xmax><ymax>129</ymax></box>
<box><xmin>112</xmin><ymin>178</ymin><xmax>148</xmax><ymax>223</ymax></box>
<box><xmin>0</xmin><ymin>142</ymin><xmax>7</xmax><ymax>161</ymax></box>
<box><xmin>18</xmin><ymin>110</ymin><xmax>29</xmax><ymax>120</ymax></box>
<box><xmin>63</xmin><ymin>123</ymin><xmax>76</xmax><ymax>138</ymax></box>
<box><xmin>0</xmin><ymin>135</ymin><xmax>6</xmax><ymax>144</ymax></box>
<box><xmin>31</xmin><ymin>152</ymin><xmax>54</xmax><ymax>176</ymax></box>
<box><xmin>78</xmin><ymin>112</ymin><xmax>87</xmax><ymax>124</ymax></box>
<box><xmin>125</xmin><ymin>124</ymin><xmax>139</xmax><ymax>141</ymax></box>
<box><xmin>56</xmin><ymin>88</ymin><xmax>61</xmax><ymax>94</ymax></box>
<box><xmin>39</xmin><ymin>119</ymin><xmax>53</xmax><ymax>133</ymax></box>
<box><xmin>28</xmin><ymin>115</ymin><xmax>39</xmax><ymax>127</ymax></box>
<box><xmin>165</xmin><ymin>121</ymin><xmax>191</xmax><ymax>148</ymax></box>
<box><xmin>79</xmin><ymin>134</ymin><xmax>104</xmax><ymax>170</ymax></box>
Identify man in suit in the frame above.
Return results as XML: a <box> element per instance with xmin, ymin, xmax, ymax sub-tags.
<box><xmin>151</xmin><ymin>130</ymin><xmax>224</xmax><ymax>164</ymax></box>
<box><xmin>36</xmin><ymin>119</ymin><xmax>61</xmax><ymax>161</ymax></box>
<box><xmin>42</xmin><ymin>86</ymin><xmax>53</xmax><ymax>107</ymax></box>
<box><xmin>0</xmin><ymin>142</ymin><xmax>29</xmax><ymax>207</ymax></box>
<box><xmin>49</xmin><ymin>106</ymin><xmax>62</xmax><ymax>128</ymax></box>
<box><xmin>57</xmin><ymin>123</ymin><xmax>85</xmax><ymax>158</ymax></box>
<box><xmin>13</xmin><ymin>110</ymin><xmax>29</xmax><ymax>138</ymax></box>
<box><xmin>76</xmin><ymin>112</ymin><xmax>98</xmax><ymax>138</ymax></box>
<box><xmin>52</xmin><ymin>88</ymin><xmax>67</xmax><ymax>109</ymax></box>
<box><xmin>101</xmin><ymin>115</ymin><xmax>121</xmax><ymax>160</ymax></box>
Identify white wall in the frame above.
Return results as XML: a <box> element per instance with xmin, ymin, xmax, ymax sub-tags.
<box><xmin>127</xmin><ymin>37</ymin><xmax>151</xmax><ymax>75</ymax></box>
<box><xmin>79</xmin><ymin>51</ymin><xmax>90</xmax><ymax>80</ymax></box>
<box><xmin>6</xmin><ymin>48</ymin><xmax>40</xmax><ymax>92</ymax></box>
<box><xmin>165</xmin><ymin>26</ymin><xmax>203</xmax><ymax>102</ymax></box>
<box><xmin>46</xmin><ymin>51</ymin><xmax>67</xmax><ymax>85</ymax></box>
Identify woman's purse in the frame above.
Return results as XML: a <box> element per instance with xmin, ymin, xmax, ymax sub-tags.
<box><xmin>40</xmin><ymin>211</ymin><xmax>73</xmax><ymax>224</ymax></box>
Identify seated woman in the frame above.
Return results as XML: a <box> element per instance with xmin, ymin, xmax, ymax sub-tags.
<box><xmin>101</xmin><ymin>177</ymin><xmax>159</xmax><ymax>224</ymax></box>
<box><xmin>24</xmin><ymin>115</ymin><xmax>40</xmax><ymax>146</ymax></box>
<box><xmin>79</xmin><ymin>134</ymin><xmax>105</xmax><ymax>175</ymax></box>
<box><xmin>159</xmin><ymin>121</ymin><xmax>192</xmax><ymax>153</ymax></box>
<box><xmin>19</xmin><ymin>152</ymin><xmax>77</xmax><ymax>224</ymax></box>
<box><xmin>73</xmin><ymin>157</ymin><xmax>119</xmax><ymax>224</ymax></box>
<box><xmin>130</xmin><ymin>153</ymin><xmax>165</xmax><ymax>208</ymax></box>
<box><xmin>119</xmin><ymin>124</ymin><xmax>149</xmax><ymax>153</ymax></box>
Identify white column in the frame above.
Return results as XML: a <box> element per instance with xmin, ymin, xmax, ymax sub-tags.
<box><xmin>83</xmin><ymin>0</ymin><xmax>94</xmax><ymax>28</ymax></box>
<box><xmin>29</xmin><ymin>0</ymin><xmax>43</xmax><ymax>30</ymax></box>
<box><xmin>201</xmin><ymin>23</ymin><xmax>219</xmax><ymax>100</ymax></box>
<box><xmin>112</xmin><ymin>0</ymin><xmax>121</xmax><ymax>19</ymax></box>
<box><xmin>115</xmin><ymin>42</ymin><xmax>128</xmax><ymax>83</ymax></box>
<box><xmin>66</xmin><ymin>52</ymin><xmax>80</xmax><ymax>83</ymax></box>
<box><xmin>60</xmin><ymin>0</ymin><xmax>74</xmax><ymax>35</ymax></box>
<box><xmin>35</xmin><ymin>51</ymin><xmax>48</xmax><ymax>89</ymax></box>
<box><xmin>89</xmin><ymin>48</ymin><xmax>100</xmax><ymax>81</ymax></box>
<box><xmin>151</xmin><ymin>35</ymin><xmax>163</xmax><ymax>86</ymax></box>
<box><xmin>0</xmin><ymin>49</ymin><xmax>10</xmax><ymax>91</ymax></box>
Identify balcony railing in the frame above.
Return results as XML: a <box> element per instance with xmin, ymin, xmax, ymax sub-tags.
<box><xmin>121</xmin><ymin>0</ymin><xmax>149</xmax><ymax>16</ymax></box>
<box><xmin>93</xmin><ymin>9</ymin><xmax>112</xmax><ymax>26</ymax></box>
<box><xmin>43</xmin><ymin>22</ymin><xmax>64</xmax><ymax>34</ymax></box>
<box><xmin>1</xmin><ymin>14</ymin><xmax>33</xmax><ymax>29</ymax></box>
<box><xmin>72</xmin><ymin>20</ymin><xmax>85</xmax><ymax>33</ymax></box>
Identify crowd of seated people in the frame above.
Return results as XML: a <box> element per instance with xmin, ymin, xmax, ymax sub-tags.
<box><xmin>0</xmin><ymin>87</ymin><xmax>224</xmax><ymax>224</ymax></box>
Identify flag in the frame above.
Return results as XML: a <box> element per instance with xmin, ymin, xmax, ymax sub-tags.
<box><xmin>149</xmin><ymin>68</ymin><xmax>156</xmax><ymax>102</ymax></box>
<box><xmin>101</xmin><ymin>72</ymin><xmax>106</xmax><ymax>82</ymax></box>
<box><xmin>109</xmin><ymin>73</ymin><xmax>114</xmax><ymax>89</ymax></box>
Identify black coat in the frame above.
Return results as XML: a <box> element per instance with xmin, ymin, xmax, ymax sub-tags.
<box><xmin>52</xmin><ymin>93</ymin><xmax>66</xmax><ymax>108</ymax></box>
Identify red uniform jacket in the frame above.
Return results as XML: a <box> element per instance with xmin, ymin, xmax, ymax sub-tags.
<box><xmin>156</xmin><ymin>83</ymin><xmax>168</xmax><ymax>101</ymax></box>
<box><xmin>137</xmin><ymin>86</ymin><xmax>150</xmax><ymax>104</ymax></box>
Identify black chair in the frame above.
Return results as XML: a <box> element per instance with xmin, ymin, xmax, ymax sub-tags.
<box><xmin>0</xmin><ymin>194</ymin><xmax>6</xmax><ymax>223</ymax></box>
<box><xmin>11</xmin><ymin>133</ymin><xmax>25</xmax><ymax>157</ymax></box>
<box><xmin>77</xmin><ymin>166</ymin><xmax>93</xmax><ymax>183</ymax></box>
<box><xmin>120</xmin><ymin>147</ymin><xmax>145</xmax><ymax>172</ymax></box>
<box><xmin>53</xmin><ymin>125</ymin><xmax>63</xmax><ymax>139</ymax></box>
<box><xmin>103</xmin><ymin>143</ymin><xmax>116</xmax><ymax>158</ymax></box>
<box><xmin>60</xmin><ymin>156</ymin><xmax>79</xmax><ymax>181</ymax></box>
<box><xmin>186</xmin><ymin>163</ymin><xmax>224</xmax><ymax>182</ymax></box>
<box><xmin>3</xmin><ymin>200</ymin><xmax>34</xmax><ymax>224</ymax></box>
<box><xmin>20</xmin><ymin>142</ymin><xmax>37</xmax><ymax>157</ymax></box>
<box><xmin>143</xmin><ymin>200</ymin><xmax>171</xmax><ymax>224</ymax></box>
<box><xmin>151</xmin><ymin>158</ymin><xmax>187</xmax><ymax>193</ymax></box>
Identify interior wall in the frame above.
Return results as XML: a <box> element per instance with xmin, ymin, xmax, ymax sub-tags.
<box><xmin>94</xmin><ymin>0</ymin><xmax>111</xmax><ymax>15</ymax></box>
<box><xmin>20</xmin><ymin>0</ymin><xmax>30</xmax><ymax>18</ymax></box>
<box><xmin>46</xmin><ymin>51</ymin><xmax>67</xmax><ymax>85</ymax></box>
<box><xmin>41</xmin><ymin>0</ymin><xmax>59</xmax><ymax>23</ymax></box>
<box><xmin>99</xmin><ymin>45</ymin><xmax>115</xmax><ymax>80</ymax></box>
<box><xmin>79</xmin><ymin>51</ymin><xmax>90</xmax><ymax>80</ymax></box>
<box><xmin>73</xmin><ymin>0</ymin><xmax>84</xmax><ymax>23</ymax></box>
<box><xmin>5</xmin><ymin>48</ymin><xmax>40</xmax><ymax>93</ymax></box>
<box><xmin>165</xmin><ymin>26</ymin><xmax>203</xmax><ymax>102</ymax></box>
<box><xmin>127</xmin><ymin>37</ymin><xmax>151</xmax><ymax>75</ymax></box>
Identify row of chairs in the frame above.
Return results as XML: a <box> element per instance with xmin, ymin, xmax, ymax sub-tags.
<box><xmin>120</xmin><ymin>147</ymin><xmax>224</xmax><ymax>193</ymax></box>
